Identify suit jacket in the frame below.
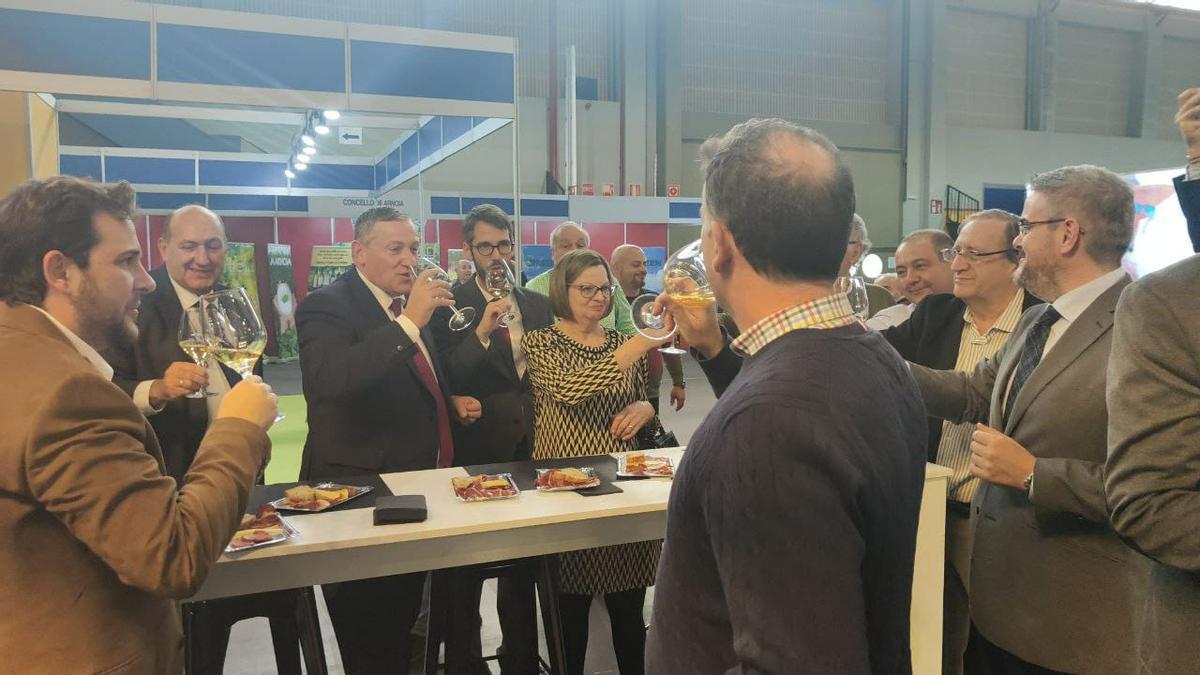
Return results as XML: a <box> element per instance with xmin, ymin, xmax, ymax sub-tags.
<box><xmin>883</xmin><ymin>292</ymin><xmax>1043</xmax><ymax>461</ymax></box>
<box><xmin>1105</xmin><ymin>255</ymin><xmax>1200</xmax><ymax>674</ymax></box>
<box><xmin>1175</xmin><ymin>174</ymin><xmax>1200</xmax><ymax>252</ymax></box>
<box><xmin>430</xmin><ymin>281</ymin><xmax>554</xmax><ymax>466</ymax></box>
<box><xmin>105</xmin><ymin>266</ymin><xmax>255</xmax><ymax>483</ymax></box>
<box><xmin>297</xmin><ymin>269</ymin><xmax>456</xmax><ymax>479</ymax></box>
<box><xmin>0</xmin><ymin>302</ymin><xmax>269</xmax><ymax>674</ymax></box>
<box><xmin>909</xmin><ymin>277</ymin><xmax>1137</xmax><ymax>674</ymax></box>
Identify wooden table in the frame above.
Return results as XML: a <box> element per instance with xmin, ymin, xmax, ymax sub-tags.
<box><xmin>193</xmin><ymin>448</ymin><xmax>951</xmax><ymax>674</ymax></box>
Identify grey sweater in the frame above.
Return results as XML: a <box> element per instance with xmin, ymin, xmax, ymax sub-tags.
<box><xmin>646</xmin><ymin>325</ymin><xmax>927</xmax><ymax>674</ymax></box>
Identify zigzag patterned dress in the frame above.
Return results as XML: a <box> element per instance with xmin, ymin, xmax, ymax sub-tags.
<box><xmin>523</xmin><ymin>324</ymin><xmax>661</xmax><ymax>595</ymax></box>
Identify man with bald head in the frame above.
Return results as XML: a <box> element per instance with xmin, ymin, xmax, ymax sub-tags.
<box><xmin>107</xmin><ymin>204</ymin><xmax>252</xmax><ymax>482</ymax></box>
<box><xmin>612</xmin><ymin>244</ymin><xmax>686</xmax><ymax>411</ymax></box>
<box><xmin>525</xmin><ymin>221</ymin><xmax>637</xmax><ymax>334</ymax></box>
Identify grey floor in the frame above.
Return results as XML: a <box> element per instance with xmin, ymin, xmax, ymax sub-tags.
<box><xmin>223</xmin><ymin>358</ymin><xmax>716</xmax><ymax>674</ymax></box>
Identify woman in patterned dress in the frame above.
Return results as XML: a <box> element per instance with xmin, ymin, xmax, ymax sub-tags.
<box><xmin>523</xmin><ymin>249</ymin><xmax>665</xmax><ymax>675</ymax></box>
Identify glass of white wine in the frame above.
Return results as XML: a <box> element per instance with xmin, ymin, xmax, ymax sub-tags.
<box><xmin>834</xmin><ymin>276</ymin><xmax>870</xmax><ymax>321</ymax></box>
<box><xmin>484</xmin><ymin>263</ymin><xmax>517</xmax><ymax>328</ymax></box>
<box><xmin>200</xmin><ymin>288</ymin><xmax>284</xmax><ymax>421</ymax></box>
<box><xmin>411</xmin><ymin>256</ymin><xmax>475</xmax><ymax>331</ymax></box>
<box><xmin>630</xmin><ymin>239</ymin><xmax>714</xmax><ymax>355</ymax></box>
<box><xmin>177</xmin><ymin>304</ymin><xmax>216</xmax><ymax>398</ymax></box>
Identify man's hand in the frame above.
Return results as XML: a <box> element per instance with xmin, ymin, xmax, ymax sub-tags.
<box><xmin>149</xmin><ymin>361</ymin><xmax>210</xmax><ymax>406</ymax></box>
<box><xmin>669</xmin><ymin>384</ymin><xmax>686</xmax><ymax>411</ymax></box>
<box><xmin>1177</xmin><ymin>88</ymin><xmax>1200</xmax><ymax>156</ymax></box>
<box><xmin>452</xmin><ymin>395</ymin><xmax>482</xmax><ymax>425</ymax></box>
<box><xmin>654</xmin><ymin>292</ymin><xmax>723</xmax><ymax>359</ymax></box>
<box><xmin>217</xmin><ymin>375</ymin><xmax>279</xmax><ymax>431</ymax></box>
<box><xmin>970</xmin><ymin>423</ymin><xmax>1036</xmax><ymax>490</ymax></box>
<box><xmin>475</xmin><ymin>298</ymin><xmax>513</xmax><ymax>345</ymax></box>
<box><xmin>401</xmin><ymin>268</ymin><xmax>455</xmax><ymax>329</ymax></box>
<box><xmin>610</xmin><ymin>401</ymin><xmax>655</xmax><ymax>441</ymax></box>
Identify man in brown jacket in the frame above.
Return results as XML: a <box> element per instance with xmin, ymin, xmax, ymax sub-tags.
<box><xmin>0</xmin><ymin>176</ymin><xmax>277</xmax><ymax>674</ymax></box>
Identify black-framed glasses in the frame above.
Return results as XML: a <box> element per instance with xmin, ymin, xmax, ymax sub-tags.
<box><xmin>940</xmin><ymin>248</ymin><xmax>1016</xmax><ymax>263</ymax></box>
<box><xmin>471</xmin><ymin>241</ymin><xmax>514</xmax><ymax>256</ymax></box>
<box><xmin>1016</xmin><ymin>217</ymin><xmax>1067</xmax><ymax>236</ymax></box>
<box><xmin>569</xmin><ymin>283</ymin><xmax>615</xmax><ymax>299</ymax></box>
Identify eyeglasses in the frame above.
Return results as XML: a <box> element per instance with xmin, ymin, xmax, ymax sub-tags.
<box><xmin>1016</xmin><ymin>218</ymin><xmax>1066</xmax><ymax>236</ymax></box>
<box><xmin>471</xmin><ymin>241</ymin><xmax>514</xmax><ymax>256</ymax></box>
<box><xmin>940</xmin><ymin>248</ymin><xmax>1016</xmax><ymax>263</ymax></box>
<box><xmin>569</xmin><ymin>283</ymin><xmax>615</xmax><ymax>299</ymax></box>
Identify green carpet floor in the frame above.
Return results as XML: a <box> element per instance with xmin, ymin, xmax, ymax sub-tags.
<box><xmin>264</xmin><ymin>395</ymin><xmax>307</xmax><ymax>484</ymax></box>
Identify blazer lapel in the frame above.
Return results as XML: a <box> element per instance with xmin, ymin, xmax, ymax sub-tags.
<box><xmin>1002</xmin><ymin>278</ymin><xmax>1127</xmax><ymax>433</ymax></box>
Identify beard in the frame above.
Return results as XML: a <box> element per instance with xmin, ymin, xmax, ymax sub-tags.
<box><xmin>1015</xmin><ymin>258</ymin><xmax>1059</xmax><ymax>301</ymax></box>
<box><xmin>73</xmin><ymin>273</ymin><xmax>138</xmax><ymax>351</ymax></box>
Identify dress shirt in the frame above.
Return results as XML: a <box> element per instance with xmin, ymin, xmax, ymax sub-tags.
<box><xmin>357</xmin><ymin>269</ymin><xmax>439</xmax><ymax>384</ymax></box>
<box><xmin>28</xmin><ymin>305</ymin><xmax>113</xmax><ymax>379</ymax></box>
<box><xmin>475</xmin><ymin>276</ymin><xmax>528</xmax><ymax>379</ymax></box>
<box><xmin>731</xmin><ymin>292</ymin><xmax>857</xmax><ymax>356</ymax></box>
<box><xmin>1041</xmin><ymin>267</ymin><xmax>1129</xmax><ymax>357</ymax></box>
<box><xmin>866</xmin><ymin>302</ymin><xmax>915</xmax><ymax>330</ymax></box>
<box><xmin>133</xmin><ymin>277</ymin><xmax>231</xmax><ymax>419</ymax></box>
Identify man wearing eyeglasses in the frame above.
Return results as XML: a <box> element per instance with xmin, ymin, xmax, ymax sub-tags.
<box><xmin>430</xmin><ymin>203</ymin><xmax>554</xmax><ymax>674</ymax></box>
<box><xmin>906</xmin><ymin>165</ymin><xmax>1137</xmax><ymax>674</ymax></box>
<box><xmin>879</xmin><ymin>210</ymin><xmax>1039</xmax><ymax>675</ymax></box>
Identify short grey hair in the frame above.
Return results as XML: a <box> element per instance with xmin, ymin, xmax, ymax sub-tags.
<box><xmin>961</xmin><ymin>209</ymin><xmax>1022</xmax><ymax>262</ymax></box>
<box><xmin>1027</xmin><ymin>165</ymin><xmax>1133</xmax><ymax>266</ymax></box>
<box><xmin>550</xmin><ymin>221</ymin><xmax>589</xmax><ymax>248</ymax></box>
<box><xmin>354</xmin><ymin>206</ymin><xmax>410</xmax><ymax>242</ymax></box>
<box><xmin>899</xmin><ymin>228</ymin><xmax>953</xmax><ymax>252</ymax></box>
<box><xmin>850</xmin><ymin>214</ymin><xmax>872</xmax><ymax>256</ymax></box>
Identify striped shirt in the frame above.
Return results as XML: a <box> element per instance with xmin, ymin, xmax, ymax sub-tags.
<box><xmin>731</xmin><ymin>292</ymin><xmax>858</xmax><ymax>357</ymax></box>
<box><xmin>938</xmin><ymin>289</ymin><xmax>1027</xmax><ymax>502</ymax></box>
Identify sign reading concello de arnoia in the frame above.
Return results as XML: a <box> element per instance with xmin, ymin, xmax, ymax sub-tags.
<box><xmin>305</xmin><ymin>192</ymin><xmax>421</xmax><ymax>218</ymax></box>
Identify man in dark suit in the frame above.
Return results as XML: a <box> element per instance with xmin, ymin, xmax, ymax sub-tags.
<box><xmin>430</xmin><ymin>204</ymin><xmax>554</xmax><ymax>674</ymax></box>
<box><xmin>865</xmin><ymin>228</ymin><xmax>955</xmax><ymax>330</ymax></box>
<box><xmin>106</xmin><ymin>205</ymin><xmax>252</xmax><ymax>483</ymax></box>
<box><xmin>297</xmin><ymin>207</ymin><xmax>480</xmax><ymax>674</ymax></box>
<box><xmin>908</xmin><ymin>165</ymin><xmax>1138</xmax><ymax>674</ymax></box>
<box><xmin>881</xmin><ymin>210</ymin><xmax>1039</xmax><ymax>675</ymax></box>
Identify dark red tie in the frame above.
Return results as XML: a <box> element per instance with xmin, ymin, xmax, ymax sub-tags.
<box><xmin>390</xmin><ymin>297</ymin><xmax>454</xmax><ymax>468</ymax></box>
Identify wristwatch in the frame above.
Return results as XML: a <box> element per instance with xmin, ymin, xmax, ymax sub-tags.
<box><xmin>673</xmin><ymin>382</ymin><xmax>686</xmax><ymax>389</ymax></box>
<box><xmin>1022</xmin><ymin>472</ymin><xmax>1035</xmax><ymax>495</ymax></box>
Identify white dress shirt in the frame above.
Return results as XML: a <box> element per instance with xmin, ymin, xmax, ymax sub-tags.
<box><xmin>1040</xmin><ymin>267</ymin><xmax>1128</xmax><ymax>358</ymax></box>
<box><xmin>476</xmin><ymin>275</ymin><xmax>528</xmax><ymax>379</ymax></box>
<box><xmin>133</xmin><ymin>277</ymin><xmax>231</xmax><ymax>420</ymax></box>
<box><xmin>29</xmin><ymin>305</ymin><xmax>113</xmax><ymax>379</ymax></box>
<box><xmin>357</xmin><ymin>269</ymin><xmax>439</xmax><ymax>383</ymax></box>
<box><xmin>866</xmin><ymin>302</ymin><xmax>915</xmax><ymax>330</ymax></box>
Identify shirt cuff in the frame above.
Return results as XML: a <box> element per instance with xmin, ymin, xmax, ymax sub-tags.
<box><xmin>395</xmin><ymin>314</ymin><xmax>422</xmax><ymax>344</ymax></box>
<box><xmin>133</xmin><ymin>379</ymin><xmax>164</xmax><ymax>416</ymax></box>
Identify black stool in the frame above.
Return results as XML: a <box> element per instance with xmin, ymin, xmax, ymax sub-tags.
<box><xmin>425</xmin><ymin>556</ymin><xmax>567</xmax><ymax>675</ymax></box>
<box><xmin>183</xmin><ymin>587</ymin><xmax>328</xmax><ymax>675</ymax></box>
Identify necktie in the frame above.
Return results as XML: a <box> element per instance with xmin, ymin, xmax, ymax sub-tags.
<box><xmin>1003</xmin><ymin>306</ymin><xmax>1061</xmax><ymax>426</ymax></box>
<box><xmin>390</xmin><ymin>296</ymin><xmax>455</xmax><ymax>468</ymax></box>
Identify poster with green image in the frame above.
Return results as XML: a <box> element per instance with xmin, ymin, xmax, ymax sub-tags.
<box><xmin>267</xmin><ymin>243</ymin><xmax>298</xmax><ymax>360</ymax></box>
<box><xmin>219</xmin><ymin>242</ymin><xmax>261</xmax><ymax>316</ymax></box>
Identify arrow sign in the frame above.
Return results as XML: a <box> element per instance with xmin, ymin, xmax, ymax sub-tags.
<box><xmin>338</xmin><ymin>126</ymin><xmax>363</xmax><ymax>145</ymax></box>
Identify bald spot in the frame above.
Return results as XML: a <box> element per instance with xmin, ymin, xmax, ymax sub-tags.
<box><xmin>611</xmin><ymin>244</ymin><xmax>644</xmax><ymax>267</ymax></box>
<box><xmin>164</xmin><ymin>204</ymin><xmax>224</xmax><ymax>241</ymax></box>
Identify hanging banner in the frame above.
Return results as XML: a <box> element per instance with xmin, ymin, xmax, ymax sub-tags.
<box><xmin>642</xmin><ymin>246</ymin><xmax>666</xmax><ymax>292</ymax></box>
<box><xmin>308</xmin><ymin>245</ymin><xmax>354</xmax><ymax>292</ymax></box>
<box><xmin>267</xmin><ymin>243</ymin><xmax>299</xmax><ymax>360</ymax></box>
<box><xmin>421</xmin><ymin>242</ymin><xmax>440</xmax><ymax>263</ymax></box>
<box><xmin>219</xmin><ymin>242</ymin><xmax>261</xmax><ymax>315</ymax></box>
<box><xmin>305</xmin><ymin>191</ymin><xmax>421</xmax><ymax>218</ymax></box>
<box><xmin>522</xmin><ymin>244</ymin><xmax>553</xmax><ymax>282</ymax></box>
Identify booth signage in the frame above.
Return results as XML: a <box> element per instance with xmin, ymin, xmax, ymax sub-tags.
<box><xmin>930</xmin><ymin>199</ymin><xmax>943</xmax><ymax>215</ymax></box>
<box><xmin>666</xmin><ymin>184</ymin><xmax>680</xmax><ymax>198</ymax></box>
<box><xmin>581</xmin><ymin>183</ymin><xmax>595</xmax><ymax>196</ymax></box>
<box><xmin>306</xmin><ymin>192</ymin><xmax>420</xmax><ymax>217</ymax></box>
<box><xmin>602</xmin><ymin>183</ymin><xmax>615</xmax><ymax>196</ymax></box>
<box><xmin>339</xmin><ymin>127</ymin><xmax>363</xmax><ymax>145</ymax></box>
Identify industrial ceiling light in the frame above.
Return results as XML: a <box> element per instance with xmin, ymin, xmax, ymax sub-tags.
<box><xmin>314</xmin><ymin>123</ymin><xmax>330</xmax><ymax>135</ymax></box>
<box><xmin>301</xmin><ymin>134</ymin><xmax>316</xmax><ymax>146</ymax></box>
<box><xmin>322</xmin><ymin>110</ymin><xmax>341</xmax><ymax>120</ymax></box>
<box><xmin>294</xmin><ymin>161</ymin><xmax>308</xmax><ymax>171</ymax></box>
<box><xmin>295</xmin><ymin>153</ymin><xmax>310</xmax><ymax>164</ymax></box>
<box><xmin>284</xmin><ymin>168</ymin><xmax>296</xmax><ymax>179</ymax></box>
<box><xmin>302</xmin><ymin>146</ymin><xmax>317</xmax><ymax>156</ymax></box>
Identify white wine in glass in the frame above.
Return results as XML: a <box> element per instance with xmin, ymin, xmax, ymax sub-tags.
<box><xmin>177</xmin><ymin>304</ymin><xmax>216</xmax><ymax>398</ymax></box>
<box><xmin>484</xmin><ymin>264</ymin><xmax>516</xmax><ymax>327</ymax></box>
<box><xmin>411</xmin><ymin>256</ymin><xmax>475</xmax><ymax>331</ymax></box>
<box><xmin>631</xmin><ymin>239</ymin><xmax>713</xmax><ymax>355</ymax></box>
<box><xmin>200</xmin><ymin>288</ymin><xmax>285</xmax><ymax>422</ymax></box>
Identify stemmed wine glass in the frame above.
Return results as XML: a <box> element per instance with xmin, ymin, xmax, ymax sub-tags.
<box><xmin>410</xmin><ymin>256</ymin><xmax>475</xmax><ymax>331</ymax></box>
<box><xmin>200</xmin><ymin>287</ymin><xmax>285</xmax><ymax>421</ymax></box>
<box><xmin>177</xmin><ymin>304</ymin><xmax>216</xmax><ymax>398</ymax></box>
<box><xmin>484</xmin><ymin>263</ymin><xmax>517</xmax><ymax>328</ymax></box>
<box><xmin>834</xmin><ymin>276</ymin><xmax>870</xmax><ymax>321</ymax></box>
<box><xmin>630</xmin><ymin>239</ymin><xmax>713</xmax><ymax>355</ymax></box>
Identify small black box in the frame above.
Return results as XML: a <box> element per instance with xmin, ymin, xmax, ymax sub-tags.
<box><xmin>373</xmin><ymin>495</ymin><xmax>428</xmax><ymax>525</ymax></box>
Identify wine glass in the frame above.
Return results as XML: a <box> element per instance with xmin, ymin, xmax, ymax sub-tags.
<box><xmin>177</xmin><ymin>304</ymin><xmax>216</xmax><ymax>398</ymax></box>
<box><xmin>484</xmin><ymin>263</ymin><xmax>517</xmax><ymax>328</ymax></box>
<box><xmin>411</xmin><ymin>256</ymin><xmax>475</xmax><ymax>331</ymax></box>
<box><xmin>200</xmin><ymin>288</ymin><xmax>285</xmax><ymax>421</ymax></box>
<box><xmin>835</xmin><ymin>276</ymin><xmax>870</xmax><ymax>321</ymax></box>
<box><xmin>631</xmin><ymin>239</ymin><xmax>713</xmax><ymax>355</ymax></box>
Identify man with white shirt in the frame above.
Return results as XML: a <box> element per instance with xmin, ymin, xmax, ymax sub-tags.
<box><xmin>297</xmin><ymin>207</ymin><xmax>480</xmax><ymax>674</ymax></box>
<box><xmin>907</xmin><ymin>165</ymin><xmax>1137</xmax><ymax>673</ymax></box>
<box><xmin>866</xmin><ymin>228</ymin><xmax>954</xmax><ymax>329</ymax></box>
<box><xmin>107</xmin><ymin>205</ymin><xmax>257</xmax><ymax>483</ymax></box>
<box><xmin>0</xmin><ymin>176</ymin><xmax>276</xmax><ymax>673</ymax></box>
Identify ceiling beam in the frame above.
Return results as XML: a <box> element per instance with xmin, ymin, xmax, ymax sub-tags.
<box><xmin>56</xmin><ymin>100</ymin><xmax>420</xmax><ymax>129</ymax></box>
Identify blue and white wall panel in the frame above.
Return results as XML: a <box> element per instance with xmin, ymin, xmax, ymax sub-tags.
<box><xmin>0</xmin><ymin>1</ymin><xmax>516</xmax><ymax>118</ymax></box>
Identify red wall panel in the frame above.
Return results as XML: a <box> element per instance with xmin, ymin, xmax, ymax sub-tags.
<box><xmin>521</xmin><ymin>220</ymin><xmax>536</xmax><ymax>245</ymax></box>
<box><xmin>278</xmin><ymin>217</ymin><xmax>334</xmax><ymax>301</ymax></box>
<box><xmin>581</xmin><ymin>222</ymin><xmax>625</xmax><ymax>261</ymax></box>
<box><xmin>148</xmin><ymin>216</ymin><xmax>167</xmax><ymax>269</ymax></box>
<box><xmin>134</xmin><ymin>216</ymin><xmax>151</xmax><ymax>270</ymax></box>
<box><xmin>624</xmin><ymin>223</ymin><xmax>669</xmax><ymax>251</ymax></box>
<box><xmin>333</xmin><ymin>217</ymin><xmax>354</xmax><ymax>243</ymax></box>
<box><xmin>434</xmin><ymin>219</ymin><xmax>464</xmax><ymax>269</ymax></box>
